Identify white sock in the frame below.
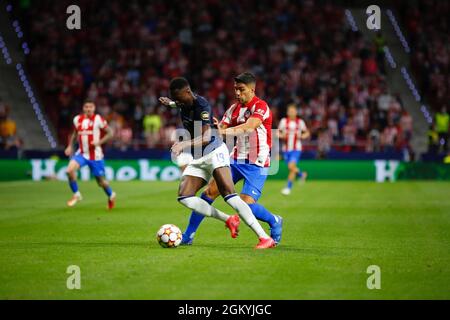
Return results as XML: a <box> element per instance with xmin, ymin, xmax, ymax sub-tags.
<box><xmin>178</xmin><ymin>196</ymin><xmax>229</xmax><ymax>222</ymax></box>
<box><xmin>75</xmin><ymin>191</ymin><xmax>82</xmax><ymax>198</ymax></box>
<box><xmin>225</xmin><ymin>194</ymin><xmax>269</xmax><ymax>239</ymax></box>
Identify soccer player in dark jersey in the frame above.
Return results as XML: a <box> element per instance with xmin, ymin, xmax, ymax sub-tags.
<box><xmin>159</xmin><ymin>77</ymin><xmax>275</xmax><ymax>249</ymax></box>
<box><xmin>180</xmin><ymin>72</ymin><xmax>284</xmax><ymax>246</ymax></box>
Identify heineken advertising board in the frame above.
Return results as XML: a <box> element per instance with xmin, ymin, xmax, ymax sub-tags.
<box><xmin>0</xmin><ymin>159</ymin><xmax>449</xmax><ymax>182</ymax></box>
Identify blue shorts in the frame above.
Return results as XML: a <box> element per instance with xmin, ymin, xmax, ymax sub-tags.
<box><xmin>72</xmin><ymin>154</ymin><xmax>106</xmax><ymax>178</ymax></box>
<box><xmin>283</xmin><ymin>151</ymin><xmax>302</xmax><ymax>164</ymax></box>
<box><xmin>230</xmin><ymin>163</ymin><xmax>269</xmax><ymax>201</ymax></box>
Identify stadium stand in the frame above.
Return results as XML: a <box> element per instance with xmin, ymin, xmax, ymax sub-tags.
<box><xmin>12</xmin><ymin>0</ymin><xmax>444</xmax><ymax>157</ymax></box>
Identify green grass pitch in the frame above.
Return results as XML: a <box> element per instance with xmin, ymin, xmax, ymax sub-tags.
<box><xmin>0</xmin><ymin>180</ymin><xmax>449</xmax><ymax>299</ymax></box>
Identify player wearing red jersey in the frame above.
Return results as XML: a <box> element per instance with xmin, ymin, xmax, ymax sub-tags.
<box><xmin>279</xmin><ymin>104</ymin><xmax>310</xmax><ymax>195</ymax></box>
<box><xmin>64</xmin><ymin>101</ymin><xmax>116</xmax><ymax>209</ymax></box>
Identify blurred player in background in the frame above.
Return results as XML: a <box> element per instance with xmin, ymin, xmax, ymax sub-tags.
<box><xmin>181</xmin><ymin>72</ymin><xmax>284</xmax><ymax>246</ymax></box>
<box><xmin>278</xmin><ymin>104</ymin><xmax>310</xmax><ymax>196</ymax></box>
<box><xmin>160</xmin><ymin>77</ymin><xmax>275</xmax><ymax>249</ymax></box>
<box><xmin>64</xmin><ymin>101</ymin><xmax>116</xmax><ymax>209</ymax></box>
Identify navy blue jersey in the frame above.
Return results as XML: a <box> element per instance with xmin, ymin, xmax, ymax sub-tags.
<box><xmin>177</xmin><ymin>94</ymin><xmax>222</xmax><ymax>158</ymax></box>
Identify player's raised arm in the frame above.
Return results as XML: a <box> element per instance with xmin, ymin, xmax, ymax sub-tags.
<box><xmin>219</xmin><ymin>117</ymin><xmax>262</xmax><ymax>137</ymax></box>
<box><xmin>171</xmin><ymin>123</ymin><xmax>212</xmax><ymax>156</ymax></box>
<box><xmin>159</xmin><ymin>97</ymin><xmax>177</xmax><ymax>108</ymax></box>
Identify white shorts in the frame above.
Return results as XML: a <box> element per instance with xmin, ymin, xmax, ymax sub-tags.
<box><xmin>182</xmin><ymin>143</ymin><xmax>230</xmax><ymax>182</ymax></box>
<box><xmin>175</xmin><ymin>152</ymin><xmax>194</xmax><ymax>168</ymax></box>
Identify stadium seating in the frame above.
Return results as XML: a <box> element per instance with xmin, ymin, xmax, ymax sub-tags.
<box><xmin>24</xmin><ymin>0</ymin><xmax>415</xmax><ymax>154</ymax></box>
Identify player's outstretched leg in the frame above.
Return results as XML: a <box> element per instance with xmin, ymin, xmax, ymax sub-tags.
<box><xmin>96</xmin><ymin>177</ymin><xmax>116</xmax><ymax>210</ymax></box>
<box><xmin>213</xmin><ymin>167</ymin><xmax>275</xmax><ymax>249</ymax></box>
<box><xmin>282</xmin><ymin>161</ymin><xmax>299</xmax><ymax>196</ymax></box>
<box><xmin>248</xmin><ymin>203</ymin><xmax>283</xmax><ymax>245</ymax></box>
<box><xmin>182</xmin><ymin>178</ymin><xmax>222</xmax><ymax>244</ymax></box>
<box><xmin>66</xmin><ymin>160</ymin><xmax>82</xmax><ymax>207</ymax></box>
<box><xmin>238</xmin><ymin>170</ymin><xmax>284</xmax><ymax>245</ymax></box>
<box><xmin>178</xmin><ymin>196</ymin><xmax>240</xmax><ymax>238</ymax></box>
<box><xmin>178</xmin><ymin>176</ymin><xmax>240</xmax><ymax>239</ymax></box>
<box><xmin>298</xmin><ymin>170</ymin><xmax>308</xmax><ymax>183</ymax></box>
<box><xmin>181</xmin><ymin>194</ymin><xmax>210</xmax><ymax>245</ymax></box>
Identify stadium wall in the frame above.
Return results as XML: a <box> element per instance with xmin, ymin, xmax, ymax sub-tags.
<box><xmin>0</xmin><ymin>160</ymin><xmax>449</xmax><ymax>182</ymax></box>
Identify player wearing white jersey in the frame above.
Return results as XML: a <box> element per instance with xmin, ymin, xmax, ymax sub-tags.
<box><xmin>64</xmin><ymin>101</ymin><xmax>116</xmax><ymax>209</ymax></box>
<box><xmin>278</xmin><ymin>104</ymin><xmax>310</xmax><ymax>195</ymax></box>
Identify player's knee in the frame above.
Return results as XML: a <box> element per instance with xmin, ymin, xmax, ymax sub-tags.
<box><xmin>240</xmin><ymin>194</ymin><xmax>256</xmax><ymax>204</ymax></box>
<box><xmin>204</xmin><ymin>188</ymin><xmax>219</xmax><ymax>200</ymax></box>
<box><xmin>96</xmin><ymin>178</ymin><xmax>106</xmax><ymax>187</ymax></box>
<box><xmin>219</xmin><ymin>186</ymin><xmax>236</xmax><ymax>199</ymax></box>
<box><xmin>177</xmin><ymin>188</ymin><xmax>194</xmax><ymax>199</ymax></box>
<box><xmin>66</xmin><ymin>168</ymin><xmax>76</xmax><ymax>179</ymax></box>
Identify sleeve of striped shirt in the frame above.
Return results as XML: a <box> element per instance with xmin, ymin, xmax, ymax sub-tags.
<box><xmin>278</xmin><ymin>118</ymin><xmax>286</xmax><ymax>131</ymax></box>
<box><xmin>73</xmin><ymin>116</ymin><xmax>80</xmax><ymax>130</ymax></box>
<box><xmin>97</xmin><ymin>115</ymin><xmax>108</xmax><ymax>130</ymax></box>
<box><xmin>251</xmin><ymin>101</ymin><xmax>269</xmax><ymax>121</ymax></box>
<box><xmin>299</xmin><ymin>119</ymin><xmax>307</xmax><ymax>132</ymax></box>
<box><xmin>220</xmin><ymin>104</ymin><xmax>235</xmax><ymax>126</ymax></box>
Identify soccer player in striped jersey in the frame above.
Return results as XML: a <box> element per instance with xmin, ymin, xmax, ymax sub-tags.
<box><xmin>278</xmin><ymin>104</ymin><xmax>310</xmax><ymax>196</ymax></box>
<box><xmin>64</xmin><ymin>101</ymin><xmax>116</xmax><ymax>209</ymax></box>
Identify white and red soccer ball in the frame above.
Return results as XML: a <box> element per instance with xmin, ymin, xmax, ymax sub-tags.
<box><xmin>156</xmin><ymin>224</ymin><xmax>182</xmax><ymax>248</ymax></box>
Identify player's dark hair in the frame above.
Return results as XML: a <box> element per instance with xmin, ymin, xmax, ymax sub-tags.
<box><xmin>83</xmin><ymin>99</ymin><xmax>96</xmax><ymax>106</ymax></box>
<box><xmin>170</xmin><ymin>77</ymin><xmax>190</xmax><ymax>92</ymax></box>
<box><xmin>234</xmin><ymin>72</ymin><xmax>256</xmax><ymax>85</ymax></box>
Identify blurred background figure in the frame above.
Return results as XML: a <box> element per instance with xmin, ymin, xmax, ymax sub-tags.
<box><xmin>427</xmin><ymin>124</ymin><xmax>440</xmax><ymax>155</ymax></box>
<box><xmin>143</xmin><ymin>106</ymin><xmax>163</xmax><ymax>148</ymax></box>
<box><xmin>0</xmin><ymin>102</ymin><xmax>22</xmax><ymax>151</ymax></box>
<box><xmin>435</xmin><ymin>106</ymin><xmax>449</xmax><ymax>153</ymax></box>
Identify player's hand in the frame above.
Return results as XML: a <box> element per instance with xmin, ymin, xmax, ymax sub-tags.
<box><xmin>91</xmin><ymin>141</ymin><xmax>101</xmax><ymax>147</ymax></box>
<box><xmin>171</xmin><ymin>142</ymin><xmax>184</xmax><ymax>156</ymax></box>
<box><xmin>64</xmin><ymin>146</ymin><xmax>73</xmax><ymax>157</ymax></box>
<box><xmin>218</xmin><ymin>127</ymin><xmax>227</xmax><ymax>136</ymax></box>
<box><xmin>212</xmin><ymin>117</ymin><xmax>220</xmax><ymax>126</ymax></box>
<box><xmin>159</xmin><ymin>97</ymin><xmax>175</xmax><ymax>107</ymax></box>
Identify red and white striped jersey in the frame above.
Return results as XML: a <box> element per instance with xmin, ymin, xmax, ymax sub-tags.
<box><xmin>278</xmin><ymin>117</ymin><xmax>307</xmax><ymax>152</ymax></box>
<box><xmin>221</xmin><ymin>96</ymin><xmax>272</xmax><ymax>168</ymax></box>
<box><xmin>73</xmin><ymin>114</ymin><xmax>108</xmax><ymax>161</ymax></box>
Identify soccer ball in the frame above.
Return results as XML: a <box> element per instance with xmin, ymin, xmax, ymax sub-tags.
<box><xmin>156</xmin><ymin>224</ymin><xmax>182</xmax><ymax>248</ymax></box>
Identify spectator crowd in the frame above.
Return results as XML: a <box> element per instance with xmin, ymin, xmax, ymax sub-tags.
<box><xmin>23</xmin><ymin>0</ymin><xmax>416</xmax><ymax>154</ymax></box>
<box><xmin>398</xmin><ymin>0</ymin><xmax>449</xmax><ymax>155</ymax></box>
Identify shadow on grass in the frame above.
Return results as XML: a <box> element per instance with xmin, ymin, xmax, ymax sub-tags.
<box><xmin>0</xmin><ymin>241</ymin><xmax>373</xmax><ymax>258</ymax></box>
